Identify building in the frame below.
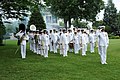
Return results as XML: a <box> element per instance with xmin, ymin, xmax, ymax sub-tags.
<box><xmin>41</xmin><ymin>7</ymin><xmax>60</xmax><ymax>30</ymax></box>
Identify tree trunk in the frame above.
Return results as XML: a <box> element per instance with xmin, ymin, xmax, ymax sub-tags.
<box><xmin>75</xmin><ymin>18</ymin><xmax>78</xmax><ymax>28</ymax></box>
<box><xmin>68</xmin><ymin>15</ymin><xmax>71</xmax><ymax>28</ymax></box>
<box><xmin>0</xmin><ymin>36</ymin><xmax>3</xmax><ymax>46</ymax></box>
<box><xmin>64</xmin><ymin>18</ymin><xmax>67</xmax><ymax>30</ymax></box>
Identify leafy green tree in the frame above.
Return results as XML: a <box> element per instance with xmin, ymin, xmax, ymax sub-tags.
<box><xmin>44</xmin><ymin>0</ymin><xmax>79</xmax><ymax>29</ymax></box>
<box><xmin>28</xmin><ymin>7</ymin><xmax>46</xmax><ymax>30</ymax></box>
<box><xmin>103</xmin><ymin>0</ymin><xmax>118</xmax><ymax>34</ymax></box>
<box><xmin>72</xmin><ymin>19</ymin><xmax>87</xmax><ymax>28</ymax></box>
<box><xmin>77</xmin><ymin>0</ymin><xmax>104</xmax><ymax>21</ymax></box>
<box><xmin>0</xmin><ymin>14</ymin><xmax>6</xmax><ymax>45</ymax></box>
<box><xmin>92</xmin><ymin>20</ymin><xmax>104</xmax><ymax>28</ymax></box>
<box><xmin>116</xmin><ymin>11</ymin><xmax>120</xmax><ymax>36</ymax></box>
<box><xmin>0</xmin><ymin>0</ymin><xmax>44</xmax><ymax>44</ymax></box>
<box><xmin>0</xmin><ymin>0</ymin><xmax>44</xmax><ymax>20</ymax></box>
<box><xmin>44</xmin><ymin>0</ymin><xmax>104</xmax><ymax>29</ymax></box>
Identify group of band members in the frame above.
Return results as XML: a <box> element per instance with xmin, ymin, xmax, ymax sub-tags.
<box><xmin>16</xmin><ymin>26</ymin><xmax>109</xmax><ymax>64</ymax></box>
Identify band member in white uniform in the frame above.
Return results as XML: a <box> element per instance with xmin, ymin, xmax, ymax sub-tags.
<box><xmin>42</xmin><ymin>30</ymin><xmax>49</xmax><ymax>58</ymax></box>
<box><xmin>62</xmin><ymin>30</ymin><xmax>68</xmax><ymax>57</ymax></box>
<box><xmin>37</xmin><ymin>31</ymin><xmax>42</xmax><ymax>55</ymax></box>
<box><xmin>96</xmin><ymin>27</ymin><xmax>101</xmax><ymax>55</ymax></box>
<box><xmin>49</xmin><ymin>30</ymin><xmax>53</xmax><ymax>52</ymax></box>
<box><xmin>80</xmin><ymin>30</ymin><xmax>87</xmax><ymax>56</ymax></box>
<box><xmin>89</xmin><ymin>30</ymin><xmax>95</xmax><ymax>53</ymax></box>
<box><xmin>68</xmin><ymin>29</ymin><xmax>73</xmax><ymax>52</ymax></box>
<box><xmin>59</xmin><ymin>32</ymin><xmax>63</xmax><ymax>55</ymax></box>
<box><xmin>28</xmin><ymin>31</ymin><xmax>34</xmax><ymax>51</ymax></box>
<box><xmin>35</xmin><ymin>31</ymin><xmax>40</xmax><ymax>54</ymax></box>
<box><xmin>98</xmin><ymin>29</ymin><xmax>109</xmax><ymax>64</ymax></box>
<box><xmin>73</xmin><ymin>31</ymin><xmax>79</xmax><ymax>54</ymax></box>
<box><xmin>33</xmin><ymin>31</ymin><xmax>37</xmax><ymax>53</ymax></box>
<box><xmin>16</xmin><ymin>30</ymin><xmax>29</xmax><ymax>59</ymax></box>
<box><xmin>84</xmin><ymin>31</ymin><xmax>89</xmax><ymax>52</ymax></box>
<box><xmin>41</xmin><ymin>32</ymin><xmax>44</xmax><ymax>56</ymax></box>
<box><xmin>77</xmin><ymin>29</ymin><xmax>82</xmax><ymax>51</ymax></box>
<box><xmin>52</xmin><ymin>29</ymin><xmax>58</xmax><ymax>53</ymax></box>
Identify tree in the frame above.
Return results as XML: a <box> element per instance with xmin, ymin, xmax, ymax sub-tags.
<box><xmin>28</xmin><ymin>7</ymin><xmax>46</xmax><ymax>30</ymax></box>
<box><xmin>44</xmin><ymin>0</ymin><xmax>79</xmax><ymax>29</ymax></box>
<box><xmin>72</xmin><ymin>19</ymin><xmax>87</xmax><ymax>28</ymax></box>
<box><xmin>0</xmin><ymin>0</ymin><xmax>44</xmax><ymax>45</ymax></box>
<box><xmin>103</xmin><ymin>0</ymin><xmax>118</xmax><ymax>34</ymax></box>
<box><xmin>92</xmin><ymin>20</ymin><xmax>104</xmax><ymax>28</ymax></box>
<box><xmin>0</xmin><ymin>14</ymin><xmax>6</xmax><ymax>45</ymax></box>
<box><xmin>0</xmin><ymin>0</ymin><xmax>43</xmax><ymax>19</ymax></box>
<box><xmin>44</xmin><ymin>0</ymin><xmax>104</xmax><ymax>29</ymax></box>
<box><xmin>116</xmin><ymin>11</ymin><xmax>120</xmax><ymax>36</ymax></box>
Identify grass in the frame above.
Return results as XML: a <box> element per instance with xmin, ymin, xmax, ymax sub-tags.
<box><xmin>0</xmin><ymin>39</ymin><xmax>120</xmax><ymax>80</ymax></box>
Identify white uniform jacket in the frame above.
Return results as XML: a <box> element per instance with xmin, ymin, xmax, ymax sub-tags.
<box><xmin>98</xmin><ymin>32</ymin><xmax>109</xmax><ymax>47</ymax></box>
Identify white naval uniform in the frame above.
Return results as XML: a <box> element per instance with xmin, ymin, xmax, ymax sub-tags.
<box><xmin>52</xmin><ymin>32</ymin><xmax>58</xmax><ymax>53</ymax></box>
<box><xmin>98</xmin><ymin>31</ymin><xmax>109</xmax><ymax>64</ymax></box>
<box><xmin>96</xmin><ymin>29</ymin><xmax>101</xmax><ymax>55</ymax></box>
<box><xmin>33</xmin><ymin>34</ymin><xmax>37</xmax><ymax>53</ymax></box>
<box><xmin>28</xmin><ymin>32</ymin><xmax>34</xmax><ymax>51</ymax></box>
<box><xmin>59</xmin><ymin>33</ymin><xmax>63</xmax><ymax>55</ymax></box>
<box><xmin>42</xmin><ymin>34</ymin><xmax>49</xmax><ymax>58</ymax></box>
<box><xmin>89</xmin><ymin>33</ymin><xmax>95</xmax><ymax>53</ymax></box>
<box><xmin>81</xmin><ymin>33</ymin><xmax>87</xmax><ymax>56</ymax></box>
<box><xmin>73</xmin><ymin>34</ymin><xmax>79</xmax><ymax>54</ymax></box>
<box><xmin>35</xmin><ymin>34</ymin><xmax>39</xmax><ymax>54</ymax></box>
<box><xmin>16</xmin><ymin>31</ymin><xmax>29</xmax><ymax>59</ymax></box>
<box><xmin>40</xmin><ymin>33</ymin><xmax>44</xmax><ymax>56</ymax></box>
<box><xmin>37</xmin><ymin>34</ymin><xmax>42</xmax><ymax>55</ymax></box>
<box><xmin>49</xmin><ymin>33</ymin><xmax>53</xmax><ymax>52</ymax></box>
<box><xmin>67</xmin><ymin>32</ymin><xmax>73</xmax><ymax>52</ymax></box>
<box><xmin>85</xmin><ymin>33</ymin><xmax>89</xmax><ymax>52</ymax></box>
<box><xmin>78</xmin><ymin>32</ymin><xmax>82</xmax><ymax>51</ymax></box>
<box><xmin>62</xmin><ymin>33</ymin><xmax>68</xmax><ymax>57</ymax></box>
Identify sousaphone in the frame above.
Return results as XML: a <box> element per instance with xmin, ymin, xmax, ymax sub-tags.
<box><xmin>30</xmin><ymin>24</ymin><xmax>36</xmax><ymax>31</ymax></box>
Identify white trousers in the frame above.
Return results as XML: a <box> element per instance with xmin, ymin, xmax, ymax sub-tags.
<box><xmin>82</xmin><ymin>44</ymin><xmax>86</xmax><ymax>56</ymax></box>
<box><xmin>74</xmin><ymin>44</ymin><xmax>79</xmax><ymax>54</ymax></box>
<box><xmin>33</xmin><ymin>43</ymin><xmax>37</xmax><ymax>53</ymax></box>
<box><xmin>53</xmin><ymin>43</ymin><xmax>57</xmax><ymax>53</ymax></box>
<box><xmin>90</xmin><ymin>42</ymin><xmax>95</xmax><ymax>53</ymax></box>
<box><xmin>30</xmin><ymin>42</ymin><xmax>33</xmax><ymax>51</ymax></box>
<box><xmin>78</xmin><ymin>43</ymin><xmax>81</xmax><ymax>51</ymax></box>
<box><xmin>21</xmin><ymin>44</ymin><xmax>26</xmax><ymax>58</ymax></box>
<box><xmin>60</xmin><ymin>44</ymin><xmax>63</xmax><ymax>55</ymax></box>
<box><xmin>99</xmin><ymin>46</ymin><xmax>107</xmax><ymax>64</ymax></box>
<box><xmin>37</xmin><ymin>44</ymin><xmax>41</xmax><ymax>54</ymax></box>
<box><xmin>41</xmin><ymin>45</ymin><xmax>44</xmax><ymax>56</ymax></box>
<box><xmin>85</xmin><ymin>43</ymin><xmax>88</xmax><ymax>51</ymax></box>
<box><xmin>43</xmin><ymin>45</ymin><xmax>48</xmax><ymax>57</ymax></box>
<box><xmin>50</xmin><ymin>42</ymin><xmax>53</xmax><ymax>52</ymax></box>
<box><xmin>63</xmin><ymin>44</ymin><xmax>68</xmax><ymax>57</ymax></box>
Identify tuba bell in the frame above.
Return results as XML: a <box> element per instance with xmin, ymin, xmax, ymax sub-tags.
<box><xmin>30</xmin><ymin>24</ymin><xmax>36</xmax><ymax>31</ymax></box>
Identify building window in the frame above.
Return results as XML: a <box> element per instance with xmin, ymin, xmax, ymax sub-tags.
<box><xmin>46</xmin><ymin>16</ymin><xmax>51</xmax><ymax>23</ymax></box>
<box><xmin>52</xmin><ymin>16</ymin><xmax>57</xmax><ymax>23</ymax></box>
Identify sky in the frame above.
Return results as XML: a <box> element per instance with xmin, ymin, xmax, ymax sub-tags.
<box><xmin>104</xmin><ymin>0</ymin><xmax>120</xmax><ymax>11</ymax></box>
<box><xmin>96</xmin><ymin>0</ymin><xmax>120</xmax><ymax>21</ymax></box>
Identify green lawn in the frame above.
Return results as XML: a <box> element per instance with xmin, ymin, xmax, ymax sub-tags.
<box><xmin>0</xmin><ymin>39</ymin><xmax>120</xmax><ymax>80</ymax></box>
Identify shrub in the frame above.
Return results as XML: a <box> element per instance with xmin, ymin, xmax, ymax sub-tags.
<box><xmin>109</xmin><ymin>34</ymin><xmax>120</xmax><ymax>39</ymax></box>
